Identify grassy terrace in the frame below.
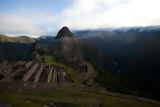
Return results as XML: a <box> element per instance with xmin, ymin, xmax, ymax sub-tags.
<box><xmin>43</xmin><ymin>56</ymin><xmax>83</xmax><ymax>86</ymax></box>
<box><xmin>43</xmin><ymin>56</ymin><xmax>75</xmax><ymax>74</ymax></box>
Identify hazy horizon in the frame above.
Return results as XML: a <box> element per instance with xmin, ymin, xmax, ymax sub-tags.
<box><xmin>0</xmin><ymin>0</ymin><xmax>160</xmax><ymax>36</ymax></box>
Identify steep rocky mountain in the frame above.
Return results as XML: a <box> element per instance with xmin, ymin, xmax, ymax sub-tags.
<box><xmin>56</xmin><ymin>26</ymin><xmax>75</xmax><ymax>39</ymax></box>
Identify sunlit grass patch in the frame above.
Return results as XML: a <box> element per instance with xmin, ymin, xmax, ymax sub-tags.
<box><xmin>43</xmin><ymin>55</ymin><xmax>84</xmax><ymax>86</ymax></box>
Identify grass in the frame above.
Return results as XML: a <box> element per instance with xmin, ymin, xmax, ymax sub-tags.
<box><xmin>30</xmin><ymin>89</ymin><xmax>160</xmax><ymax>107</ymax></box>
<box><xmin>0</xmin><ymin>88</ymin><xmax>159</xmax><ymax>107</ymax></box>
<box><xmin>43</xmin><ymin>56</ymin><xmax>75</xmax><ymax>74</ymax></box>
<box><xmin>0</xmin><ymin>34</ymin><xmax>35</xmax><ymax>43</ymax></box>
<box><xmin>2</xmin><ymin>55</ymin><xmax>155</xmax><ymax>107</ymax></box>
<box><xmin>43</xmin><ymin>55</ymin><xmax>84</xmax><ymax>87</ymax></box>
<box><xmin>0</xmin><ymin>94</ymin><xmax>42</xmax><ymax>107</ymax></box>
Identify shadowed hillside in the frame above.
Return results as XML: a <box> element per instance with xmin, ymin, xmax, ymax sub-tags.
<box><xmin>0</xmin><ymin>42</ymin><xmax>32</xmax><ymax>62</ymax></box>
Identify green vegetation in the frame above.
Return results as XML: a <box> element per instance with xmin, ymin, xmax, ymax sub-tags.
<box><xmin>43</xmin><ymin>56</ymin><xmax>75</xmax><ymax>74</ymax></box>
<box><xmin>0</xmin><ymin>34</ymin><xmax>35</xmax><ymax>44</ymax></box>
<box><xmin>0</xmin><ymin>89</ymin><xmax>159</xmax><ymax>107</ymax></box>
<box><xmin>0</xmin><ymin>94</ymin><xmax>42</xmax><ymax>107</ymax></box>
<box><xmin>43</xmin><ymin>55</ymin><xmax>83</xmax><ymax>87</ymax></box>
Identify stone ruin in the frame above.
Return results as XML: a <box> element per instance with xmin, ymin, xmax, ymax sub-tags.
<box><xmin>0</xmin><ymin>60</ymin><xmax>74</xmax><ymax>87</ymax></box>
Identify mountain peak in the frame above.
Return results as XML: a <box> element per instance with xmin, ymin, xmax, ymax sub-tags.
<box><xmin>56</xmin><ymin>26</ymin><xmax>75</xmax><ymax>39</ymax></box>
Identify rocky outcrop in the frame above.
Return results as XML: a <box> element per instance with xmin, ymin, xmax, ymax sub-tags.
<box><xmin>28</xmin><ymin>42</ymin><xmax>45</xmax><ymax>62</ymax></box>
<box><xmin>29</xmin><ymin>52</ymin><xmax>42</xmax><ymax>62</ymax></box>
<box><xmin>56</xmin><ymin>26</ymin><xmax>75</xmax><ymax>39</ymax></box>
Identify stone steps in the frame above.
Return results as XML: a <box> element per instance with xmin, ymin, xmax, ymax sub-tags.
<box><xmin>47</xmin><ymin>67</ymin><xmax>53</xmax><ymax>83</ymax></box>
<box><xmin>34</xmin><ymin>64</ymin><xmax>44</xmax><ymax>83</ymax></box>
<box><xmin>23</xmin><ymin>63</ymin><xmax>39</xmax><ymax>82</ymax></box>
<box><xmin>39</xmin><ymin>66</ymin><xmax>49</xmax><ymax>82</ymax></box>
<box><xmin>0</xmin><ymin>61</ymin><xmax>76</xmax><ymax>87</ymax></box>
<box><xmin>53</xmin><ymin>68</ymin><xmax>57</xmax><ymax>87</ymax></box>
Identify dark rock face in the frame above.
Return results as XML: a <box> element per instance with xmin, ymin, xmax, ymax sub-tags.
<box><xmin>30</xmin><ymin>42</ymin><xmax>41</xmax><ymax>52</ymax></box>
<box><xmin>56</xmin><ymin>26</ymin><xmax>75</xmax><ymax>39</ymax></box>
<box><xmin>29</xmin><ymin>52</ymin><xmax>42</xmax><ymax>62</ymax></box>
<box><xmin>28</xmin><ymin>42</ymin><xmax>45</xmax><ymax>62</ymax></box>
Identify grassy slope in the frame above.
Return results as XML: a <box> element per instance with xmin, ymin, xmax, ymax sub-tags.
<box><xmin>0</xmin><ymin>34</ymin><xmax>35</xmax><ymax>43</ymax></box>
<box><xmin>0</xmin><ymin>89</ymin><xmax>159</xmax><ymax>107</ymax></box>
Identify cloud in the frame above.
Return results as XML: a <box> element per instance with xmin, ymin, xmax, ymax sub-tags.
<box><xmin>54</xmin><ymin>0</ymin><xmax>160</xmax><ymax>30</ymax></box>
<box><xmin>0</xmin><ymin>14</ymin><xmax>45</xmax><ymax>34</ymax></box>
<box><xmin>1</xmin><ymin>0</ymin><xmax>160</xmax><ymax>34</ymax></box>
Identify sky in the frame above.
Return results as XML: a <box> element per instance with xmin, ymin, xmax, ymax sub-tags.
<box><xmin>0</xmin><ymin>0</ymin><xmax>160</xmax><ymax>36</ymax></box>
